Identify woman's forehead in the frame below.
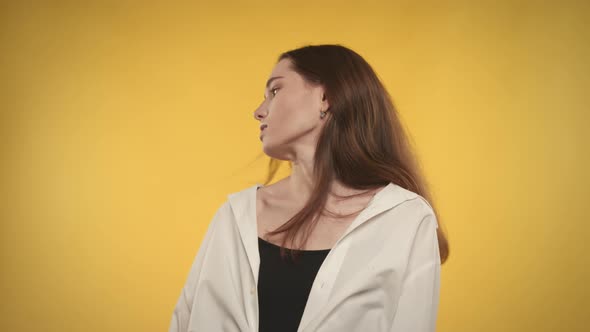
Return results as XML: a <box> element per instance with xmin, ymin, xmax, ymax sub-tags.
<box><xmin>270</xmin><ymin>58</ymin><xmax>294</xmax><ymax>75</ymax></box>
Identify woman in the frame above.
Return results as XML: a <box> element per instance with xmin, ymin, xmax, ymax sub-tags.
<box><xmin>169</xmin><ymin>44</ymin><xmax>449</xmax><ymax>332</ymax></box>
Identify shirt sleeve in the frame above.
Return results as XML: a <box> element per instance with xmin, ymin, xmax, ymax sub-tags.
<box><xmin>168</xmin><ymin>204</ymin><xmax>223</xmax><ymax>332</ymax></box>
<box><xmin>389</xmin><ymin>213</ymin><xmax>441</xmax><ymax>332</ymax></box>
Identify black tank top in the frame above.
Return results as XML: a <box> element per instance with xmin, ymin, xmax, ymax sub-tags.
<box><xmin>257</xmin><ymin>236</ymin><xmax>331</xmax><ymax>332</ymax></box>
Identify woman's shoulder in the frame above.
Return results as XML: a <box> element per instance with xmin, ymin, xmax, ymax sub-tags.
<box><xmin>378</xmin><ymin>184</ymin><xmax>438</xmax><ymax>231</ymax></box>
<box><xmin>226</xmin><ymin>183</ymin><xmax>260</xmax><ymax>202</ymax></box>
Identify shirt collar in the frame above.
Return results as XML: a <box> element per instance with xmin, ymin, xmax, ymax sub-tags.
<box><xmin>227</xmin><ymin>182</ymin><xmax>414</xmax><ymax>285</ymax></box>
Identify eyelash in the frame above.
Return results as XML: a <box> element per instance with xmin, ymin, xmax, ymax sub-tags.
<box><xmin>263</xmin><ymin>87</ymin><xmax>280</xmax><ymax>100</ymax></box>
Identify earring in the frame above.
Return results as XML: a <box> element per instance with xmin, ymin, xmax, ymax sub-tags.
<box><xmin>320</xmin><ymin>111</ymin><xmax>327</xmax><ymax>119</ymax></box>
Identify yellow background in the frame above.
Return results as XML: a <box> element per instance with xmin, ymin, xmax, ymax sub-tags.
<box><xmin>1</xmin><ymin>1</ymin><xmax>588</xmax><ymax>331</ymax></box>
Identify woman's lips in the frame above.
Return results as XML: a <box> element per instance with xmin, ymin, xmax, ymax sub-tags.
<box><xmin>259</xmin><ymin>125</ymin><xmax>267</xmax><ymax>141</ymax></box>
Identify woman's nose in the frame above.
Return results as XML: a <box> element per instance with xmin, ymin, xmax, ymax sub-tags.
<box><xmin>254</xmin><ymin>104</ymin><xmax>267</xmax><ymax>120</ymax></box>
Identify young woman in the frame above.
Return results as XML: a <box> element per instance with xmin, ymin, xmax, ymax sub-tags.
<box><xmin>169</xmin><ymin>44</ymin><xmax>449</xmax><ymax>332</ymax></box>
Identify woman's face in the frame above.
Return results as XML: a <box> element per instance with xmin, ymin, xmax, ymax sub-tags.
<box><xmin>253</xmin><ymin>58</ymin><xmax>329</xmax><ymax>160</ymax></box>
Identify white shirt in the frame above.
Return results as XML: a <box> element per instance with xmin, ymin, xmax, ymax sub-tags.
<box><xmin>169</xmin><ymin>182</ymin><xmax>441</xmax><ymax>332</ymax></box>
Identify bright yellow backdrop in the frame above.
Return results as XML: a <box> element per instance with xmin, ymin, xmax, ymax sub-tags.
<box><xmin>1</xmin><ymin>1</ymin><xmax>588</xmax><ymax>331</ymax></box>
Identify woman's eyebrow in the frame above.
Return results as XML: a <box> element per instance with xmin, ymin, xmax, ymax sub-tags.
<box><xmin>265</xmin><ymin>76</ymin><xmax>284</xmax><ymax>89</ymax></box>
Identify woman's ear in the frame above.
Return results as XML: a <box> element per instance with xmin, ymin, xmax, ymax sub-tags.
<box><xmin>321</xmin><ymin>93</ymin><xmax>330</xmax><ymax>111</ymax></box>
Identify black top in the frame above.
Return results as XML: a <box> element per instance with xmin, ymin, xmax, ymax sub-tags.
<box><xmin>257</xmin><ymin>236</ymin><xmax>331</xmax><ymax>332</ymax></box>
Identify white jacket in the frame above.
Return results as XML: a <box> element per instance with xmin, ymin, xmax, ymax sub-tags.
<box><xmin>169</xmin><ymin>182</ymin><xmax>441</xmax><ymax>332</ymax></box>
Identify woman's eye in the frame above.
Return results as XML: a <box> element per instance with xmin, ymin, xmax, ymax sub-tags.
<box><xmin>271</xmin><ymin>87</ymin><xmax>279</xmax><ymax>96</ymax></box>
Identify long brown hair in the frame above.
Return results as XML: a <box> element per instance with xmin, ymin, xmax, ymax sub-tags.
<box><xmin>257</xmin><ymin>44</ymin><xmax>449</xmax><ymax>265</ymax></box>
